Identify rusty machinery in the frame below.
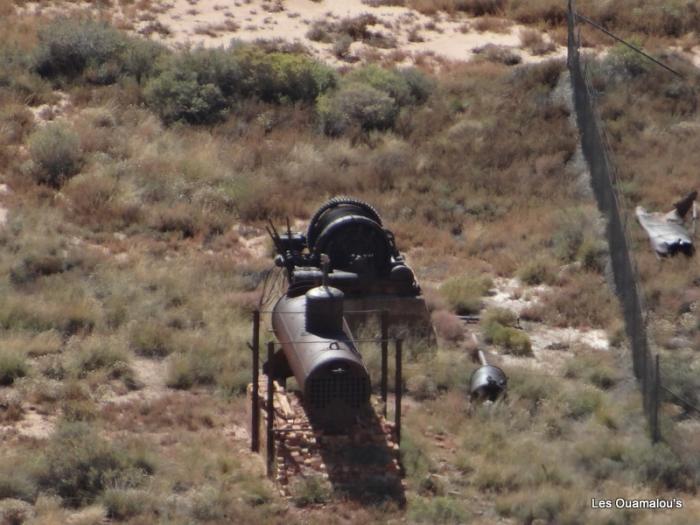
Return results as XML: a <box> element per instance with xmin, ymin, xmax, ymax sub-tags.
<box><xmin>261</xmin><ymin>197</ymin><xmax>421</xmax><ymax>431</ymax></box>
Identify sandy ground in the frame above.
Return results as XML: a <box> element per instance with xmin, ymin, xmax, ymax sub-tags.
<box><xmin>484</xmin><ymin>277</ymin><xmax>610</xmax><ymax>375</ymax></box>
<box><xmin>21</xmin><ymin>0</ymin><xmax>565</xmax><ymax>66</ymax></box>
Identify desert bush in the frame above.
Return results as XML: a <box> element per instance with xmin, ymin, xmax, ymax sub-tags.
<box><xmin>36</xmin><ymin>422</ymin><xmax>152</xmax><ymax>507</ymax></box>
<box><xmin>67</xmin><ymin>336</ymin><xmax>130</xmax><ymax>379</ymax></box>
<box><xmin>509</xmin><ymin>369</ymin><xmax>559</xmax><ymax>403</ymax></box>
<box><xmin>0</xmin><ymin>390</ymin><xmax>24</xmax><ymax>423</ymax></box>
<box><xmin>661</xmin><ymin>352</ymin><xmax>700</xmax><ymax>411</ymax></box>
<box><xmin>399</xmin><ymin>67</ymin><xmax>434</xmax><ymax>104</ymax></box>
<box><xmin>236</xmin><ymin>49</ymin><xmax>337</xmax><ymax>103</ymax></box>
<box><xmin>508</xmin><ymin>0</ymin><xmax>566</xmax><ymax>25</ymax></box>
<box><xmin>603</xmin><ymin>41</ymin><xmax>650</xmax><ymax>78</ymax></box>
<box><xmin>333</xmin><ymin>35</ymin><xmax>353</xmax><ymax>59</ymax></box>
<box><xmin>473</xmin><ymin>44</ymin><xmax>521</xmax><ymax>66</ymax></box>
<box><xmin>289</xmin><ymin>476</ymin><xmax>331</xmax><ymax>507</ymax></box>
<box><xmin>28</xmin><ymin>122</ymin><xmax>83</xmax><ymax>187</ymax></box>
<box><xmin>431</xmin><ymin>309</ymin><xmax>464</xmax><ymax>342</ymax></box>
<box><xmin>519</xmin><ymin>28</ymin><xmax>556</xmax><ymax>55</ymax></box>
<box><xmin>0</xmin><ymin>291</ymin><xmax>98</xmax><ymax>336</ymax></box>
<box><xmin>564</xmin><ymin>352</ymin><xmax>620</xmax><ymax>390</ymax></box>
<box><xmin>407</xmin><ymin>374</ymin><xmax>438</xmax><ymax>400</ymax></box>
<box><xmin>0</xmin><ymin>349</ymin><xmax>28</xmax><ymax>385</ymax></box>
<box><xmin>484</xmin><ymin>322</ymin><xmax>532</xmax><ymax>356</ymax></box>
<box><xmin>409</xmin><ymin>496</ymin><xmax>470</xmax><ymax>524</ymax></box>
<box><xmin>562</xmin><ymin>385</ymin><xmax>602</xmax><ymax>419</ymax></box>
<box><xmin>101</xmin><ymin>488</ymin><xmax>153</xmax><ymax>520</ymax></box>
<box><xmin>439</xmin><ymin>274</ymin><xmax>492</xmax><ymax>315</ymax></box>
<box><xmin>317</xmin><ymin>83</ymin><xmax>398</xmax><ymax>135</ymax></box>
<box><xmin>167</xmin><ymin>351</ymin><xmax>217</xmax><ymax>389</ymax></box>
<box><xmin>538</xmin><ymin>274</ymin><xmax>616</xmax><ymax>328</ymax></box>
<box><xmin>482</xmin><ymin>308</ymin><xmax>532</xmax><ymax>356</ymax></box>
<box><xmin>129</xmin><ymin>320</ymin><xmax>174</xmax><ymax>358</ymax></box>
<box><xmin>145</xmin><ymin>46</ymin><xmax>336</xmax><ymax>124</ymax></box>
<box><xmin>33</xmin><ymin>18</ymin><xmax>164</xmax><ymax>83</ymax></box>
<box><xmin>0</xmin><ymin>462</ymin><xmax>37</xmax><ymax>502</ymax></box>
<box><xmin>149</xmin><ymin>203</ymin><xmax>202</xmax><ymax>237</ymax></box>
<box><xmin>62</xmin><ymin>172</ymin><xmax>141</xmax><ymax>230</ymax></box>
<box><xmin>400</xmin><ymin>431</ymin><xmax>433</xmax><ymax>482</ymax></box>
<box><xmin>518</xmin><ymin>258</ymin><xmax>556</xmax><ymax>285</ymax></box>
<box><xmin>0</xmin><ymin>104</ymin><xmax>34</xmax><ymax>145</ymax></box>
<box><xmin>145</xmin><ymin>68</ymin><xmax>227</xmax><ymax>125</ymax></box>
<box><xmin>34</xmin><ymin>19</ymin><xmax>125</xmax><ymax>79</ymax></box>
<box><xmin>61</xmin><ymin>383</ymin><xmax>99</xmax><ymax>423</ymax></box>
<box><xmin>345</xmin><ymin>65</ymin><xmax>413</xmax><ymax>106</ymax></box>
<box><xmin>626</xmin><ymin>441</ymin><xmax>692</xmax><ymax>491</ymax></box>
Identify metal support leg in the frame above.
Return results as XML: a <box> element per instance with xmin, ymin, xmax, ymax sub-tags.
<box><xmin>395</xmin><ymin>339</ymin><xmax>402</xmax><ymax>446</ymax></box>
<box><xmin>251</xmin><ymin>310</ymin><xmax>260</xmax><ymax>453</ymax></box>
<box><xmin>266</xmin><ymin>342</ymin><xmax>275</xmax><ymax>478</ymax></box>
<box><xmin>381</xmin><ymin>310</ymin><xmax>389</xmax><ymax>417</ymax></box>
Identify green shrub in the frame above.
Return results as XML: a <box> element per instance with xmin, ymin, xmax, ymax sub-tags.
<box><xmin>317</xmin><ymin>83</ymin><xmax>398</xmax><ymax>135</ymax></box>
<box><xmin>661</xmin><ymin>352</ymin><xmax>700</xmax><ymax>410</ymax></box>
<box><xmin>144</xmin><ymin>68</ymin><xmax>227</xmax><ymax>125</ymax></box>
<box><xmin>129</xmin><ymin>321</ymin><xmax>174</xmax><ymax>358</ymax></box>
<box><xmin>290</xmin><ymin>476</ymin><xmax>331</xmax><ymax>507</ymax></box>
<box><xmin>101</xmin><ymin>488</ymin><xmax>152</xmax><ymax>520</ymax></box>
<box><xmin>439</xmin><ymin>274</ymin><xmax>492</xmax><ymax>315</ymax></box>
<box><xmin>482</xmin><ymin>308</ymin><xmax>532</xmax><ymax>356</ymax></box>
<box><xmin>37</xmin><ymin>422</ymin><xmax>152</xmax><ymax>507</ymax></box>
<box><xmin>234</xmin><ymin>48</ymin><xmax>337</xmax><ymax>103</ymax></box>
<box><xmin>166</xmin><ymin>350</ymin><xmax>217</xmax><ymax>389</ymax></box>
<box><xmin>563</xmin><ymin>385</ymin><xmax>602</xmax><ymax>419</ymax></box>
<box><xmin>564</xmin><ymin>353</ymin><xmax>619</xmax><ymax>390</ymax></box>
<box><xmin>518</xmin><ymin>258</ymin><xmax>556</xmax><ymax>285</ymax></box>
<box><xmin>145</xmin><ymin>46</ymin><xmax>336</xmax><ymax>124</ymax></box>
<box><xmin>0</xmin><ymin>467</ymin><xmax>37</xmax><ymax>502</ymax></box>
<box><xmin>399</xmin><ymin>67</ymin><xmax>434</xmax><ymax>104</ymax></box>
<box><xmin>0</xmin><ymin>349</ymin><xmax>28</xmax><ymax>386</ymax></box>
<box><xmin>68</xmin><ymin>337</ymin><xmax>131</xmax><ymax>379</ymax></box>
<box><xmin>409</xmin><ymin>496</ymin><xmax>470</xmax><ymax>524</ymax></box>
<box><xmin>345</xmin><ymin>64</ymin><xmax>412</xmax><ymax>106</ymax></box>
<box><xmin>604</xmin><ymin>41</ymin><xmax>650</xmax><ymax>77</ymax></box>
<box><xmin>33</xmin><ymin>18</ymin><xmax>164</xmax><ymax>83</ymax></box>
<box><xmin>627</xmin><ymin>442</ymin><xmax>692</xmax><ymax>490</ymax></box>
<box><xmin>34</xmin><ymin>19</ymin><xmax>126</xmax><ymax>79</ymax></box>
<box><xmin>28</xmin><ymin>122</ymin><xmax>83</xmax><ymax>187</ymax></box>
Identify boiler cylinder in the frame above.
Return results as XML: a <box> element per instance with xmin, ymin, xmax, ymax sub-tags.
<box><xmin>271</xmin><ymin>286</ymin><xmax>371</xmax><ymax>429</ymax></box>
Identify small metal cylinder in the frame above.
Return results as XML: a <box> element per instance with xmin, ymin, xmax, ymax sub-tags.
<box><xmin>470</xmin><ymin>365</ymin><xmax>507</xmax><ymax>402</ymax></box>
<box><xmin>305</xmin><ymin>285</ymin><xmax>344</xmax><ymax>334</ymax></box>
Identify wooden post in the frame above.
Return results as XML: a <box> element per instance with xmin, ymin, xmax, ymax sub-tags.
<box><xmin>395</xmin><ymin>339</ymin><xmax>402</xmax><ymax>446</ymax></box>
<box><xmin>251</xmin><ymin>310</ymin><xmax>260</xmax><ymax>453</ymax></box>
<box><xmin>651</xmin><ymin>354</ymin><xmax>660</xmax><ymax>443</ymax></box>
<box><xmin>266</xmin><ymin>341</ymin><xmax>275</xmax><ymax>478</ymax></box>
<box><xmin>381</xmin><ymin>310</ymin><xmax>389</xmax><ymax>417</ymax></box>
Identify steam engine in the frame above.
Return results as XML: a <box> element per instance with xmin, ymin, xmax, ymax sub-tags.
<box><xmin>266</xmin><ymin>197</ymin><xmax>420</xmax><ymax>430</ymax></box>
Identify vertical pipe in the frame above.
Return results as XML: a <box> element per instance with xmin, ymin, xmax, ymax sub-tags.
<box><xmin>251</xmin><ymin>310</ymin><xmax>260</xmax><ymax>453</ymax></box>
<box><xmin>381</xmin><ymin>310</ymin><xmax>389</xmax><ymax>417</ymax></box>
<box><xmin>652</xmin><ymin>354</ymin><xmax>660</xmax><ymax>443</ymax></box>
<box><xmin>395</xmin><ymin>338</ymin><xmax>402</xmax><ymax>446</ymax></box>
<box><xmin>266</xmin><ymin>341</ymin><xmax>275</xmax><ymax>478</ymax></box>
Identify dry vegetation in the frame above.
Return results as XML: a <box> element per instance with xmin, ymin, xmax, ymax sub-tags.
<box><xmin>407</xmin><ymin>0</ymin><xmax>700</xmax><ymax>41</ymax></box>
<box><xmin>0</xmin><ymin>2</ymin><xmax>698</xmax><ymax>524</ymax></box>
